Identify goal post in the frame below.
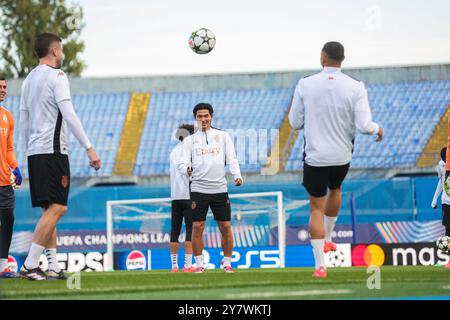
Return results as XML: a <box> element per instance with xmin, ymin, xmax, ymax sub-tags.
<box><xmin>105</xmin><ymin>191</ymin><xmax>285</xmax><ymax>271</ymax></box>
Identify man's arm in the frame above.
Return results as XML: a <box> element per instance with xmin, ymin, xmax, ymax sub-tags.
<box><xmin>224</xmin><ymin>132</ymin><xmax>243</xmax><ymax>185</ymax></box>
<box><xmin>432</xmin><ymin>164</ymin><xmax>443</xmax><ymax>208</ymax></box>
<box><xmin>354</xmin><ymin>82</ymin><xmax>382</xmax><ymax>140</ymax></box>
<box><xmin>6</xmin><ymin>115</ymin><xmax>18</xmax><ymax>170</ymax></box>
<box><xmin>177</xmin><ymin>136</ymin><xmax>192</xmax><ymax>177</ymax></box>
<box><xmin>288</xmin><ymin>80</ymin><xmax>305</xmax><ymax>130</ymax></box>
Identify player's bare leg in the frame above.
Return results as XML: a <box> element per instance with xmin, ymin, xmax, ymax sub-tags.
<box><xmin>218</xmin><ymin>221</ymin><xmax>234</xmax><ymax>272</ymax></box>
<box><xmin>192</xmin><ymin>221</ymin><xmax>205</xmax><ymax>272</ymax></box>
<box><xmin>324</xmin><ymin>188</ymin><xmax>341</xmax><ymax>252</ymax></box>
<box><xmin>20</xmin><ymin>204</ymin><xmax>67</xmax><ymax>280</ymax></box>
<box><xmin>309</xmin><ymin>195</ymin><xmax>327</xmax><ymax>278</ymax></box>
<box><xmin>170</xmin><ymin>242</ymin><xmax>179</xmax><ymax>272</ymax></box>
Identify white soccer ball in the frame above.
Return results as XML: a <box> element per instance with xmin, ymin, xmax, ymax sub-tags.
<box><xmin>436</xmin><ymin>236</ymin><xmax>450</xmax><ymax>253</ymax></box>
<box><xmin>328</xmin><ymin>250</ymin><xmax>346</xmax><ymax>267</ymax></box>
<box><xmin>188</xmin><ymin>28</ymin><xmax>216</xmax><ymax>54</ymax></box>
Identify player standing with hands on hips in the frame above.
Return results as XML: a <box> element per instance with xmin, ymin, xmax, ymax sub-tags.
<box><xmin>19</xmin><ymin>33</ymin><xmax>101</xmax><ymax>280</ymax></box>
<box><xmin>289</xmin><ymin>42</ymin><xmax>383</xmax><ymax>278</ymax></box>
<box><xmin>178</xmin><ymin>103</ymin><xmax>243</xmax><ymax>273</ymax></box>
<box><xmin>0</xmin><ymin>76</ymin><xmax>22</xmax><ymax>278</ymax></box>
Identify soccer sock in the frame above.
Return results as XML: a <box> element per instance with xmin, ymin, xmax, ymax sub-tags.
<box><xmin>184</xmin><ymin>254</ymin><xmax>192</xmax><ymax>268</ymax></box>
<box><xmin>194</xmin><ymin>255</ymin><xmax>203</xmax><ymax>268</ymax></box>
<box><xmin>44</xmin><ymin>248</ymin><xmax>61</xmax><ymax>273</ymax></box>
<box><xmin>0</xmin><ymin>209</ymin><xmax>14</xmax><ymax>260</ymax></box>
<box><xmin>170</xmin><ymin>254</ymin><xmax>178</xmax><ymax>269</ymax></box>
<box><xmin>23</xmin><ymin>243</ymin><xmax>45</xmax><ymax>270</ymax></box>
<box><xmin>311</xmin><ymin>239</ymin><xmax>326</xmax><ymax>269</ymax></box>
<box><xmin>222</xmin><ymin>256</ymin><xmax>232</xmax><ymax>267</ymax></box>
<box><xmin>324</xmin><ymin>216</ymin><xmax>337</xmax><ymax>242</ymax></box>
<box><xmin>0</xmin><ymin>258</ymin><xmax>7</xmax><ymax>271</ymax></box>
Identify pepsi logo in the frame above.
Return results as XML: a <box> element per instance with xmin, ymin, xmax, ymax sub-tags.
<box><xmin>126</xmin><ymin>250</ymin><xmax>146</xmax><ymax>270</ymax></box>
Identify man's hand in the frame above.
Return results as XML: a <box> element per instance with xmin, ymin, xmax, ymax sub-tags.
<box><xmin>375</xmin><ymin>127</ymin><xmax>383</xmax><ymax>142</ymax></box>
<box><xmin>431</xmin><ymin>202</ymin><xmax>437</xmax><ymax>209</ymax></box>
<box><xmin>12</xmin><ymin>167</ymin><xmax>22</xmax><ymax>186</ymax></box>
<box><xmin>235</xmin><ymin>178</ymin><xmax>243</xmax><ymax>186</ymax></box>
<box><xmin>86</xmin><ymin>147</ymin><xmax>101</xmax><ymax>170</ymax></box>
<box><xmin>187</xmin><ymin>166</ymin><xmax>193</xmax><ymax>177</ymax></box>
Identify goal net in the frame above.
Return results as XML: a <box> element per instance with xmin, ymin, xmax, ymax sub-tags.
<box><xmin>105</xmin><ymin>191</ymin><xmax>285</xmax><ymax>271</ymax></box>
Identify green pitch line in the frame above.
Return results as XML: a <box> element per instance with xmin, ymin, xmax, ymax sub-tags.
<box><xmin>0</xmin><ymin>267</ymin><xmax>449</xmax><ymax>300</ymax></box>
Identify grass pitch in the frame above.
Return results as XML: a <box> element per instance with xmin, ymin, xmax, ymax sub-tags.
<box><xmin>1</xmin><ymin>266</ymin><xmax>449</xmax><ymax>300</ymax></box>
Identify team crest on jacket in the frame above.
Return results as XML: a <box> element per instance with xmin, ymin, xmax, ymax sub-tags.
<box><xmin>191</xmin><ymin>201</ymin><xmax>197</xmax><ymax>210</ymax></box>
<box><xmin>61</xmin><ymin>176</ymin><xmax>69</xmax><ymax>188</ymax></box>
<box><xmin>3</xmin><ymin>114</ymin><xmax>7</xmax><ymax>123</ymax></box>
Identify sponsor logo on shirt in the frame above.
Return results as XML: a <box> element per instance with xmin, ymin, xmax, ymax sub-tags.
<box><xmin>195</xmin><ymin>147</ymin><xmax>221</xmax><ymax>156</ymax></box>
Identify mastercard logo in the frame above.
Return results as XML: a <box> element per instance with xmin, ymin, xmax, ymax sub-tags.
<box><xmin>352</xmin><ymin>244</ymin><xmax>385</xmax><ymax>267</ymax></box>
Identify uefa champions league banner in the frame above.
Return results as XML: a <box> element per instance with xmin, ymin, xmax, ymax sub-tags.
<box><xmin>9</xmin><ymin>220</ymin><xmax>445</xmax><ymax>255</ymax></box>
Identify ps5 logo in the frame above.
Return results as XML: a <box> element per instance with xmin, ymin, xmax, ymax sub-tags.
<box><xmin>225</xmin><ymin>250</ymin><xmax>281</xmax><ymax>269</ymax></box>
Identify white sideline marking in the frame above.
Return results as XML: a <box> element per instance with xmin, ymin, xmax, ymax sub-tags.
<box><xmin>224</xmin><ymin>289</ymin><xmax>352</xmax><ymax>299</ymax></box>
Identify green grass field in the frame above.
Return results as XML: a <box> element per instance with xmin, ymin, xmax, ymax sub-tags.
<box><xmin>1</xmin><ymin>266</ymin><xmax>449</xmax><ymax>300</ymax></box>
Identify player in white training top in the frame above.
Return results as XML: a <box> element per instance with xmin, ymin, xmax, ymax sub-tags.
<box><xmin>169</xmin><ymin>124</ymin><xmax>195</xmax><ymax>273</ymax></box>
<box><xmin>178</xmin><ymin>103</ymin><xmax>243</xmax><ymax>273</ymax></box>
<box><xmin>289</xmin><ymin>41</ymin><xmax>383</xmax><ymax>278</ymax></box>
<box><xmin>19</xmin><ymin>33</ymin><xmax>101</xmax><ymax>280</ymax></box>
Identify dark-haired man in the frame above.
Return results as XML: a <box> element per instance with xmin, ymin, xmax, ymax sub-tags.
<box><xmin>0</xmin><ymin>76</ymin><xmax>22</xmax><ymax>278</ymax></box>
<box><xmin>19</xmin><ymin>33</ymin><xmax>101</xmax><ymax>280</ymax></box>
<box><xmin>178</xmin><ymin>103</ymin><xmax>243</xmax><ymax>273</ymax></box>
<box><xmin>289</xmin><ymin>41</ymin><xmax>383</xmax><ymax>278</ymax></box>
<box><xmin>169</xmin><ymin>124</ymin><xmax>195</xmax><ymax>273</ymax></box>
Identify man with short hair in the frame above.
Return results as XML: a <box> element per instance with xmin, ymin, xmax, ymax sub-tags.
<box><xmin>19</xmin><ymin>33</ymin><xmax>101</xmax><ymax>280</ymax></box>
<box><xmin>289</xmin><ymin>41</ymin><xmax>383</xmax><ymax>278</ymax></box>
<box><xmin>170</xmin><ymin>123</ymin><xmax>195</xmax><ymax>273</ymax></box>
<box><xmin>0</xmin><ymin>76</ymin><xmax>22</xmax><ymax>278</ymax></box>
<box><xmin>178</xmin><ymin>103</ymin><xmax>243</xmax><ymax>273</ymax></box>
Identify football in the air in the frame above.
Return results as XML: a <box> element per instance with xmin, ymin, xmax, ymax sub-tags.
<box><xmin>436</xmin><ymin>235</ymin><xmax>450</xmax><ymax>253</ymax></box>
<box><xmin>328</xmin><ymin>249</ymin><xmax>346</xmax><ymax>267</ymax></box>
<box><xmin>188</xmin><ymin>28</ymin><xmax>216</xmax><ymax>54</ymax></box>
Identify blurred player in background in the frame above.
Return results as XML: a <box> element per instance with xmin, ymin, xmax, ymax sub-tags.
<box><xmin>169</xmin><ymin>124</ymin><xmax>195</xmax><ymax>273</ymax></box>
<box><xmin>0</xmin><ymin>76</ymin><xmax>22</xmax><ymax>278</ymax></box>
<box><xmin>178</xmin><ymin>103</ymin><xmax>243</xmax><ymax>273</ymax></box>
<box><xmin>431</xmin><ymin>147</ymin><xmax>450</xmax><ymax>268</ymax></box>
<box><xmin>19</xmin><ymin>33</ymin><xmax>101</xmax><ymax>280</ymax></box>
<box><xmin>289</xmin><ymin>41</ymin><xmax>383</xmax><ymax>278</ymax></box>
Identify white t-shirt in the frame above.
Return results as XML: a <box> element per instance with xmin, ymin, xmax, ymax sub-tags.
<box><xmin>178</xmin><ymin>128</ymin><xmax>243</xmax><ymax>194</ymax></box>
<box><xmin>20</xmin><ymin>64</ymin><xmax>72</xmax><ymax>156</ymax></box>
<box><xmin>432</xmin><ymin>160</ymin><xmax>450</xmax><ymax>205</ymax></box>
<box><xmin>289</xmin><ymin>66</ymin><xmax>380</xmax><ymax>167</ymax></box>
<box><xmin>170</xmin><ymin>143</ymin><xmax>190</xmax><ymax>200</ymax></box>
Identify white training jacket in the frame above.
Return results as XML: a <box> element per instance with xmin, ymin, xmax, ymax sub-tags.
<box><xmin>170</xmin><ymin>143</ymin><xmax>190</xmax><ymax>200</ymax></box>
<box><xmin>289</xmin><ymin>66</ymin><xmax>380</xmax><ymax>167</ymax></box>
<box><xmin>432</xmin><ymin>160</ymin><xmax>450</xmax><ymax>206</ymax></box>
<box><xmin>177</xmin><ymin>127</ymin><xmax>243</xmax><ymax>194</ymax></box>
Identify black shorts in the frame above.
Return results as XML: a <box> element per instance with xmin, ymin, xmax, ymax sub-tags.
<box><xmin>0</xmin><ymin>186</ymin><xmax>14</xmax><ymax>209</ymax></box>
<box><xmin>171</xmin><ymin>200</ymin><xmax>193</xmax><ymax>242</ymax></box>
<box><xmin>28</xmin><ymin>153</ymin><xmax>70</xmax><ymax>208</ymax></box>
<box><xmin>303</xmin><ymin>162</ymin><xmax>350</xmax><ymax>198</ymax></box>
<box><xmin>191</xmin><ymin>192</ymin><xmax>231</xmax><ymax>222</ymax></box>
<box><xmin>442</xmin><ymin>204</ymin><xmax>450</xmax><ymax>228</ymax></box>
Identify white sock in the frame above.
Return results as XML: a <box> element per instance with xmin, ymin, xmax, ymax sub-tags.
<box><xmin>311</xmin><ymin>239</ymin><xmax>326</xmax><ymax>270</ymax></box>
<box><xmin>0</xmin><ymin>258</ymin><xmax>8</xmax><ymax>271</ymax></box>
<box><xmin>324</xmin><ymin>216</ymin><xmax>337</xmax><ymax>242</ymax></box>
<box><xmin>184</xmin><ymin>254</ymin><xmax>192</xmax><ymax>268</ymax></box>
<box><xmin>223</xmin><ymin>256</ymin><xmax>232</xmax><ymax>267</ymax></box>
<box><xmin>24</xmin><ymin>243</ymin><xmax>45</xmax><ymax>270</ymax></box>
<box><xmin>170</xmin><ymin>254</ymin><xmax>178</xmax><ymax>269</ymax></box>
<box><xmin>44</xmin><ymin>248</ymin><xmax>61</xmax><ymax>273</ymax></box>
<box><xmin>194</xmin><ymin>255</ymin><xmax>203</xmax><ymax>268</ymax></box>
